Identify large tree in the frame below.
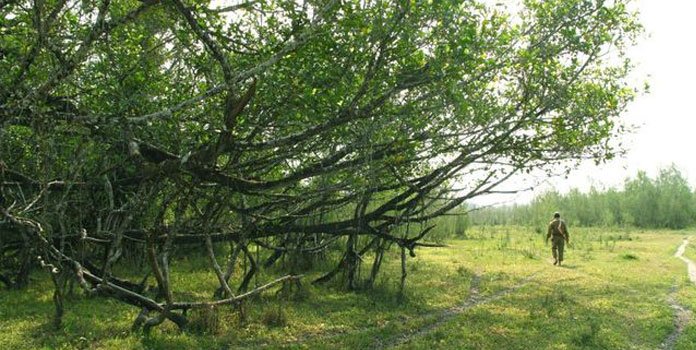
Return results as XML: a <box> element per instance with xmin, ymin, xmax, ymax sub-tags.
<box><xmin>0</xmin><ymin>0</ymin><xmax>641</xmax><ymax>330</ymax></box>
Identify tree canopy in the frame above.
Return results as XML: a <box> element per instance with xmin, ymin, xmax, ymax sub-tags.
<box><xmin>0</xmin><ymin>0</ymin><xmax>642</xmax><ymax>331</ymax></box>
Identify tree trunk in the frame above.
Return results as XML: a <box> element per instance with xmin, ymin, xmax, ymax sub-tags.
<box><xmin>238</xmin><ymin>244</ymin><xmax>257</xmax><ymax>293</ymax></box>
<box><xmin>366</xmin><ymin>238</ymin><xmax>384</xmax><ymax>288</ymax></box>
<box><xmin>399</xmin><ymin>246</ymin><xmax>407</xmax><ymax>295</ymax></box>
<box><xmin>50</xmin><ymin>272</ymin><xmax>64</xmax><ymax>329</ymax></box>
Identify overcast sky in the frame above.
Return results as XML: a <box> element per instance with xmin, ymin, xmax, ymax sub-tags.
<box><xmin>473</xmin><ymin>0</ymin><xmax>696</xmax><ymax>206</ymax></box>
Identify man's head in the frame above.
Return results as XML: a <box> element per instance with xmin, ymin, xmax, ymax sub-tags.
<box><xmin>553</xmin><ymin>212</ymin><xmax>561</xmax><ymax>219</ymax></box>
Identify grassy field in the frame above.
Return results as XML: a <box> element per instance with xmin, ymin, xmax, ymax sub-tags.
<box><xmin>1</xmin><ymin>226</ymin><xmax>696</xmax><ymax>349</ymax></box>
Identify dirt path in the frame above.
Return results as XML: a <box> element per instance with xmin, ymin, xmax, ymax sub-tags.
<box><xmin>661</xmin><ymin>238</ymin><xmax>695</xmax><ymax>350</ymax></box>
<box><xmin>662</xmin><ymin>285</ymin><xmax>692</xmax><ymax>350</ymax></box>
<box><xmin>272</xmin><ymin>272</ymin><xmax>539</xmax><ymax>349</ymax></box>
<box><xmin>373</xmin><ymin>272</ymin><xmax>540</xmax><ymax>349</ymax></box>
<box><xmin>674</xmin><ymin>238</ymin><xmax>696</xmax><ymax>285</ymax></box>
<box><xmin>276</xmin><ymin>275</ymin><xmax>487</xmax><ymax>347</ymax></box>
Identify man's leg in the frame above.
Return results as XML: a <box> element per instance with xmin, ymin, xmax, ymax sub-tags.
<box><xmin>552</xmin><ymin>240</ymin><xmax>558</xmax><ymax>265</ymax></box>
<box><xmin>557</xmin><ymin>238</ymin><xmax>565</xmax><ymax>265</ymax></box>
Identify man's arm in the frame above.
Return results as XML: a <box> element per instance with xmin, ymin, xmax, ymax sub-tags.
<box><xmin>546</xmin><ymin>223</ymin><xmax>552</xmax><ymax>243</ymax></box>
<box><xmin>562</xmin><ymin>222</ymin><xmax>569</xmax><ymax>243</ymax></box>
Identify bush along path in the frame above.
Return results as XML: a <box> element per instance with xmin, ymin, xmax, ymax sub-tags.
<box><xmin>662</xmin><ymin>237</ymin><xmax>695</xmax><ymax>350</ymax></box>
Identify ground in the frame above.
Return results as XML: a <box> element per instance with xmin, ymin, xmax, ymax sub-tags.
<box><xmin>1</xmin><ymin>226</ymin><xmax>696</xmax><ymax>349</ymax></box>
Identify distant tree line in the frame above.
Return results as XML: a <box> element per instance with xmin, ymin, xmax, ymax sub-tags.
<box><xmin>468</xmin><ymin>166</ymin><xmax>696</xmax><ymax>230</ymax></box>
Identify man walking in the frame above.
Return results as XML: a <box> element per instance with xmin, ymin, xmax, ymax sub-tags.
<box><xmin>546</xmin><ymin>212</ymin><xmax>569</xmax><ymax>265</ymax></box>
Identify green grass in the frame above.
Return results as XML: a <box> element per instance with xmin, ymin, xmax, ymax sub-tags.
<box><xmin>1</xmin><ymin>227</ymin><xmax>695</xmax><ymax>349</ymax></box>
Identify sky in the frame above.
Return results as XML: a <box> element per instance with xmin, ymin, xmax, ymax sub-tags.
<box><xmin>473</xmin><ymin>0</ymin><xmax>696</xmax><ymax>206</ymax></box>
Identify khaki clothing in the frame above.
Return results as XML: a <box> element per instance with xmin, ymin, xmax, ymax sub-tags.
<box><xmin>547</xmin><ymin>218</ymin><xmax>569</xmax><ymax>263</ymax></box>
<box><xmin>547</xmin><ymin>218</ymin><xmax>568</xmax><ymax>240</ymax></box>
<box><xmin>551</xmin><ymin>235</ymin><xmax>565</xmax><ymax>262</ymax></box>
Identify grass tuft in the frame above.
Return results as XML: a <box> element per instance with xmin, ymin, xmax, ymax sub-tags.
<box><xmin>572</xmin><ymin>318</ymin><xmax>601</xmax><ymax>347</ymax></box>
<box><xmin>456</xmin><ymin>265</ymin><xmax>473</xmax><ymax>277</ymax></box>
<box><xmin>621</xmin><ymin>252</ymin><xmax>639</xmax><ymax>260</ymax></box>
<box><xmin>519</xmin><ymin>247</ymin><xmax>537</xmax><ymax>259</ymax></box>
<box><xmin>260</xmin><ymin>305</ymin><xmax>288</xmax><ymax>328</ymax></box>
<box><xmin>187</xmin><ymin>305</ymin><xmax>221</xmax><ymax>335</ymax></box>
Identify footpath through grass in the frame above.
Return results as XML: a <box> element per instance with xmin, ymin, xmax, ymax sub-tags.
<box><xmin>1</xmin><ymin>227</ymin><xmax>695</xmax><ymax>349</ymax></box>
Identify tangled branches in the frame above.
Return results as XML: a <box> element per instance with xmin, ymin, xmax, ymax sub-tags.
<box><xmin>0</xmin><ymin>0</ymin><xmax>640</xmax><ymax>332</ymax></box>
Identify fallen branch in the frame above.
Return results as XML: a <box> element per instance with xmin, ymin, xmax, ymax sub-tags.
<box><xmin>171</xmin><ymin>274</ymin><xmax>302</xmax><ymax>309</ymax></box>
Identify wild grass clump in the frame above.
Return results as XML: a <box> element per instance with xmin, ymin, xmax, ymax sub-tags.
<box><xmin>572</xmin><ymin>318</ymin><xmax>602</xmax><ymax>347</ymax></box>
<box><xmin>276</xmin><ymin>279</ymin><xmax>311</xmax><ymax>302</ymax></box>
<box><xmin>599</xmin><ymin>236</ymin><xmax>617</xmax><ymax>251</ymax></box>
<box><xmin>519</xmin><ymin>247</ymin><xmax>537</xmax><ymax>259</ymax></box>
<box><xmin>187</xmin><ymin>305</ymin><xmax>221</xmax><ymax>335</ymax></box>
<box><xmin>496</xmin><ymin>232</ymin><xmax>512</xmax><ymax>250</ymax></box>
<box><xmin>579</xmin><ymin>248</ymin><xmax>595</xmax><ymax>261</ymax></box>
<box><xmin>621</xmin><ymin>252</ymin><xmax>639</xmax><ymax>260</ymax></box>
<box><xmin>456</xmin><ymin>265</ymin><xmax>473</xmax><ymax>277</ymax></box>
<box><xmin>261</xmin><ymin>305</ymin><xmax>288</xmax><ymax>328</ymax></box>
<box><xmin>408</xmin><ymin>260</ymin><xmax>424</xmax><ymax>272</ymax></box>
<box><xmin>539</xmin><ymin>288</ymin><xmax>572</xmax><ymax>318</ymax></box>
<box><xmin>607</xmin><ymin>233</ymin><xmax>633</xmax><ymax>241</ymax></box>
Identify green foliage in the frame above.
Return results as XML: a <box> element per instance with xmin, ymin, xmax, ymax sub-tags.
<box><xmin>428</xmin><ymin>207</ymin><xmax>470</xmax><ymax>241</ymax></box>
<box><xmin>470</xmin><ymin>165</ymin><xmax>696</xmax><ymax>229</ymax></box>
<box><xmin>0</xmin><ymin>0</ymin><xmax>646</xmax><ymax>333</ymax></box>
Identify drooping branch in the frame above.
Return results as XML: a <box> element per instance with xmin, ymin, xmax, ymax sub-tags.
<box><xmin>0</xmin><ymin>0</ymin><xmax>640</xmax><ymax>333</ymax></box>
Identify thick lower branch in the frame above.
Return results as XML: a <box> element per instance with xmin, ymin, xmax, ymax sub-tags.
<box><xmin>171</xmin><ymin>275</ymin><xmax>302</xmax><ymax>310</ymax></box>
